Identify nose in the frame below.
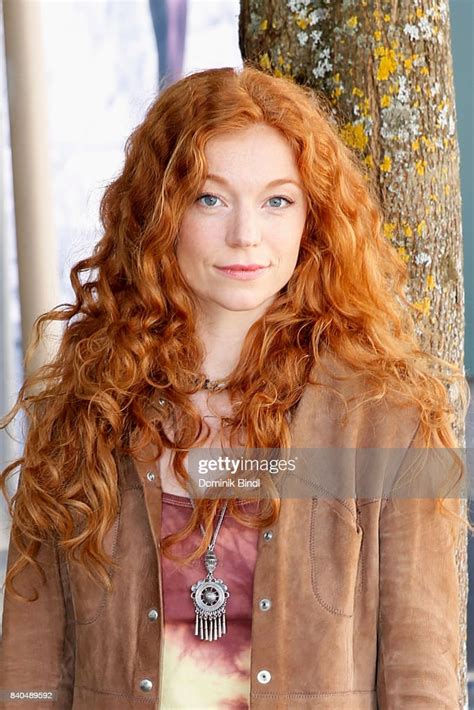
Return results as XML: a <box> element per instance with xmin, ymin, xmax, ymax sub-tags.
<box><xmin>225</xmin><ymin>204</ymin><xmax>261</xmax><ymax>247</ymax></box>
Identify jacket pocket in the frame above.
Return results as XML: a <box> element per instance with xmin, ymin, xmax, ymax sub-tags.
<box><xmin>309</xmin><ymin>497</ymin><xmax>363</xmax><ymax>616</ymax></box>
<box><xmin>67</xmin><ymin>511</ymin><xmax>121</xmax><ymax>625</ymax></box>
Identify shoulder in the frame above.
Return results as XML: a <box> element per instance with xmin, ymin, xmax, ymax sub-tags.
<box><xmin>294</xmin><ymin>348</ymin><xmax>421</xmax><ymax>451</ymax></box>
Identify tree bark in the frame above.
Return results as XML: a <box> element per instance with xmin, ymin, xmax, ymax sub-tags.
<box><xmin>240</xmin><ymin>0</ymin><xmax>468</xmax><ymax>705</ymax></box>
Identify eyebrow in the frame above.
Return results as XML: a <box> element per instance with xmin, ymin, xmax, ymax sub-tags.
<box><xmin>204</xmin><ymin>173</ymin><xmax>303</xmax><ymax>190</ymax></box>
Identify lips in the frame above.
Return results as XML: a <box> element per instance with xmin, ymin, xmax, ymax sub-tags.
<box><xmin>216</xmin><ymin>264</ymin><xmax>267</xmax><ymax>271</ymax></box>
<box><xmin>214</xmin><ymin>264</ymin><xmax>270</xmax><ymax>281</ymax></box>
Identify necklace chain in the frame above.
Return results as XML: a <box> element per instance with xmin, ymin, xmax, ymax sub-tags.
<box><xmin>190</xmin><ymin>373</ymin><xmax>229</xmax><ymax>392</ymax></box>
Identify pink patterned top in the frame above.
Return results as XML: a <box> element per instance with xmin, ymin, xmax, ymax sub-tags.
<box><xmin>159</xmin><ymin>492</ymin><xmax>260</xmax><ymax>709</ymax></box>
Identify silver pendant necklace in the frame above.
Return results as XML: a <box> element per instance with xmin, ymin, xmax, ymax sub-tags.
<box><xmin>189</xmin><ymin>499</ymin><xmax>230</xmax><ymax>641</ymax></box>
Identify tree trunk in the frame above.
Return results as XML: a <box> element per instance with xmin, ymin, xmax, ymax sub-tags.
<box><xmin>240</xmin><ymin>0</ymin><xmax>468</xmax><ymax>705</ymax></box>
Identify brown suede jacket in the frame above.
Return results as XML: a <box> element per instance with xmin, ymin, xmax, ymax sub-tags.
<box><xmin>0</xmin><ymin>359</ymin><xmax>462</xmax><ymax>708</ymax></box>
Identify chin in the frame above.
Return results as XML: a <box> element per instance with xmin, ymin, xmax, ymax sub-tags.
<box><xmin>213</xmin><ymin>295</ymin><xmax>273</xmax><ymax>312</ymax></box>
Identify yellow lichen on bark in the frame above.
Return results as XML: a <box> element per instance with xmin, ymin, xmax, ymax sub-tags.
<box><xmin>384</xmin><ymin>223</ymin><xmax>396</xmax><ymax>240</ymax></box>
<box><xmin>376</xmin><ymin>47</ymin><xmax>398</xmax><ymax>81</ymax></box>
<box><xmin>340</xmin><ymin>123</ymin><xmax>368</xmax><ymax>151</ymax></box>
<box><xmin>380</xmin><ymin>155</ymin><xmax>392</xmax><ymax>172</ymax></box>
<box><xmin>259</xmin><ymin>52</ymin><xmax>271</xmax><ymax>70</ymax></box>
<box><xmin>413</xmin><ymin>297</ymin><xmax>431</xmax><ymax>315</ymax></box>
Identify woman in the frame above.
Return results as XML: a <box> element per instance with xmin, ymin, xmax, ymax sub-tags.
<box><xmin>0</xmin><ymin>64</ymin><xmax>470</xmax><ymax>709</ymax></box>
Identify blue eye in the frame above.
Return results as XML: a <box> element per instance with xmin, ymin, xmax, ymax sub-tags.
<box><xmin>267</xmin><ymin>196</ymin><xmax>293</xmax><ymax>208</ymax></box>
<box><xmin>197</xmin><ymin>194</ymin><xmax>220</xmax><ymax>207</ymax></box>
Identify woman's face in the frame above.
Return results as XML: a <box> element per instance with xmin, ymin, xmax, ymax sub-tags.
<box><xmin>175</xmin><ymin>123</ymin><xmax>307</xmax><ymax>317</ymax></box>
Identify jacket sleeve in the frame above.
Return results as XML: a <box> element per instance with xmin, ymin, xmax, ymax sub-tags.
<box><xmin>376</xmin><ymin>420</ymin><xmax>462</xmax><ymax>708</ymax></box>
<box><xmin>0</xmin><ymin>524</ymin><xmax>76</xmax><ymax>709</ymax></box>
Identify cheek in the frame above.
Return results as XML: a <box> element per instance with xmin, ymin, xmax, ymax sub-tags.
<box><xmin>176</xmin><ymin>222</ymin><xmax>214</xmax><ymax>267</ymax></box>
<box><xmin>273</xmin><ymin>214</ymin><xmax>306</xmax><ymax>254</ymax></box>
<box><xmin>290</xmin><ymin>212</ymin><xmax>307</xmax><ymax>253</ymax></box>
<box><xmin>176</xmin><ymin>219</ymin><xmax>199</xmax><ymax>260</ymax></box>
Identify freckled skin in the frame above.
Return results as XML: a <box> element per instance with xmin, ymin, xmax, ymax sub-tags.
<box><xmin>176</xmin><ymin>124</ymin><xmax>307</xmax><ymax>318</ymax></box>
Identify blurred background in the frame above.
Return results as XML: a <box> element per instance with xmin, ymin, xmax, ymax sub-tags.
<box><xmin>0</xmin><ymin>0</ymin><xmax>472</xmax><ymax>703</ymax></box>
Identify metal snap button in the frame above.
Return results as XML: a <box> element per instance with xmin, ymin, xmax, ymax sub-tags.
<box><xmin>146</xmin><ymin>471</ymin><xmax>156</xmax><ymax>482</ymax></box>
<box><xmin>263</xmin><ymin>530</ymin><xmax>273</xmax><ymax>541</ymax></box>
<box><xmin>139</xmin><ymin>678</ymin><xmax>153</xmax><ymax>692</ymax></box>
<box><xmin>257</xmin><ymin>669</ymin><xmax>271</xmax><ymax>684</ymax></box>
<box><xmin>148</xmin><ymin>608</ymin><xmax>159</xmax><ymax>621</ymax></box>
<box><xmin>259</xmin><ymin>598</ymin><xmax>272</xmax><ymax>611</ymax></box>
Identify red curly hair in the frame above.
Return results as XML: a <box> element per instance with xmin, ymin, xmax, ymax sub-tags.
<box><xmin>1</xmin><ymin>63</ymin><xmax>470</xmax><ymax>600</ymax></box>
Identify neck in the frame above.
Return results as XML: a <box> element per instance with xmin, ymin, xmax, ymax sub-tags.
<box><xmin>195</xmin><ymin>306</ymin><xmax>268</xmax><ymax>381</ymax></box>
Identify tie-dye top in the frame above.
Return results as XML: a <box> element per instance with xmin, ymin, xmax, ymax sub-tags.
<box><xmin>159</xmin><ymin>492</ymin><xmax>260</xmax><ymax>710</ymax></box>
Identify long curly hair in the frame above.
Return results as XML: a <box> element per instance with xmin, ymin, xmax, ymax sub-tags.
<box><xmin>1</xmin><ymin>63</ymin><xmax>470</xmax><ymax>601</ymax></box>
